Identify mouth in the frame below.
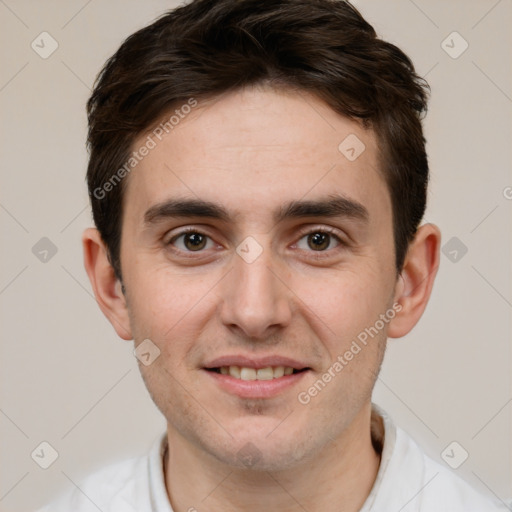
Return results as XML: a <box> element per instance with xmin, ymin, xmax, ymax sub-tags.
<box><xmin>202</xmin><ymin>356</ymin><xmax>311</xmax><ymax>399</ymax></box>
<box><xmin>206</xmin><ymin>365</ymin><xmax>309</xmax><ymax>380</ymax></box>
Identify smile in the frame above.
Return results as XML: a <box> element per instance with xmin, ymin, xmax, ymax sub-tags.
<box><xmin>209</xmin><ymin>365</ymin><xmax>304</xmax><ymax>380</ymax></box>
<box><xmin>204</xmin><ymin>365</ymin><xmax>310</xmax><ymax>399</ymax></box>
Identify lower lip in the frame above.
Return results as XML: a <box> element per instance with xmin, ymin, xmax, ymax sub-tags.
<box><xmin>204</xmin><ymin>369</ymin><xmax>309</xmax><ymax>399</ymax></box>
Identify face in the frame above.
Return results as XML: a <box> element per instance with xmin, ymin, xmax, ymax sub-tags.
<box><xmin>118</xmin><ymin>86</ymin><xmax>400</xmax><ymax>470</ymax></box>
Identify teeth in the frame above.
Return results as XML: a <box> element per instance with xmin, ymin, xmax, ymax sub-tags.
<box><xmin>256</xmin><ymin>367</ymin><xmax>273</xmax><ymax>380</ymax></box>
<box><xmin>273</xmin><ymin>366</ymin><xmax>285</xmax><ymax>378</ymax></box>
<box><xmin>240</xmin><ymin>367</ymin><xmax>257</xmax><ymax>380</ymax></box>
<box><xmin>229</xmin><ymin>366</ymin><xmax>241</xmax><ymax>379</ymax></box>
<box><xmin>220</xmin><ymin>365</ymin><xmax>297</xmax><ymax>380</ymax></box>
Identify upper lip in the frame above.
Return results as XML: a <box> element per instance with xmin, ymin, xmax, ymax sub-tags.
<box><xmin>203</xmin><ymin>355</ymin><xmax>310</xmax><ymax>370</ymax></box>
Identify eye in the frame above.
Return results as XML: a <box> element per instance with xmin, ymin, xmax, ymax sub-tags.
<box><xmin>168</xmin><ymin>229</ymin><xmax>215</xmax><ymax>252</ymax></box>
<box><xmin>295</xmin><ymin>229</ymin><xmax>342</xmax><ymax>252</ymax></box>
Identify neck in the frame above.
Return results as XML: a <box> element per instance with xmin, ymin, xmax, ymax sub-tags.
<box><xmin>164</xmin><ymin>404</ymin><xmax>383</xmax><ymax>512</ymax></box>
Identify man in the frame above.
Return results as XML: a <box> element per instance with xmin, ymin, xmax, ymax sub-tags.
<box><xmin>38</xmin><ymin>0</ymin><xmax>507</xmax><ymax>510</ymax></box>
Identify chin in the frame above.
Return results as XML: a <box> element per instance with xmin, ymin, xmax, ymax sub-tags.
<box><xmin>214</xmin><ymin>441</ymin><xmax>310</xmax><ymax>472</ymax></box>
<box><xmin>200</xmin><ymin>422</ymin><xmax>317</xmax><ymax>472</ymax></box>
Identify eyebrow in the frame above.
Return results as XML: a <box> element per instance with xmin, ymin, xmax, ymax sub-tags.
<box><xmin>143</xmin><ymin>194</ymin><xmax>369</xmax><ymax>226</ymax></box>
<box><xmin>276</xmin><ymin>194</ymin><xmax>369</xmax><ymax>224</ymax></box>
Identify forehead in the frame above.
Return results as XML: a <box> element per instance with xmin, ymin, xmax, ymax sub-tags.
<box><xmin>124</xmin><ymin>86</ymin><xmax>390</xmax><ymax>228</ymax></box>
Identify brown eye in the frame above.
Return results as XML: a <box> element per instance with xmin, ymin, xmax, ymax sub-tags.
<box><xmin>296</xmin><ymin>230</ymin><xmax>341</xmax><ymax>252</ymax></box>
<box><xmin>169</xmin><ymin>231</ymin><xmax>213</xmax><ymax>252</ymax></box>
<box><xmin>183</xmin><ymin>232</ymin><xmax>207</xmax><ymax>251</ymax></box>
<box><xmin>307</xmin><ymin>232</ymin><xmax>330</xmax><ymax>251</ymax></box>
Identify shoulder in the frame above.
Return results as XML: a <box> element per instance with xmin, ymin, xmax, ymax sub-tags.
<box><xmin>368</xmin><ymin>406</ymin><xmax>509</xmax><ymax>512</ymax></box>
<box><xmin>35</xmin><ymin>435</ymin><xmax>166</xmax><ymax>512</ymax></box>
<box><xmin>418</xmin><ymin>448</ymin><xmax>508</xmax><ymax>511</ymax></box>
<box><xmin>395</xmin><ymin>425</ymin><xmax>508</xmax><ymax>511</ymax></box>
<box><xmin>36</xmin><ymin>456</ymin><xmax>146</xmax><ymax>512</ymax></box>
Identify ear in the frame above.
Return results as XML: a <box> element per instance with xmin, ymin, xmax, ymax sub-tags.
<box><xmin>82</xmin><ymin>227</ymin><xmax>132</xmax><ymax>340</ymax></box>
<box><xmin>387</xmin><ymin>223</ymin><xmax>441</xmax><ymax>338</ymax></box>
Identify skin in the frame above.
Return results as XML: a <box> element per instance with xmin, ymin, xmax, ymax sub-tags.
<box><xmin>83</xmin><ymin>85</ymin><xmax>440</xmax><ymax>512</ymax></box>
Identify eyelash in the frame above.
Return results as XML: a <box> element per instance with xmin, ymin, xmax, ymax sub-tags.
<box><xmin>166</xmin><ymin>226</ymin><xmax>347</xmax><ymax>258</ymax></box>
<box><xmin>294</xmin><ymin>226</ymin><xmax>346</xmax><ymax>255</ymax></box>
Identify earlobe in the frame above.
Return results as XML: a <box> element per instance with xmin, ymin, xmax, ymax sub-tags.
<box><xmin>82</xmin><ymin>228</ymin><xmax>133</xmax><ymax>340</ymax></box>
<box><xmin>387</xmin><ymin>223</ymin><xmax>441</xmax><ymax>339</ymax></box>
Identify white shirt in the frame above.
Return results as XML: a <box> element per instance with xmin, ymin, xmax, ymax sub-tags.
<box><xmin>37</xmin><ymin>407</ymin><xmax>509</xmax><ymax>511</ymax></box>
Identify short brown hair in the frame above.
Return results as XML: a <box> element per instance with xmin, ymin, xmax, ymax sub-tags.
<box><xmin>87</xmin><ymin>0</ymin><xmax>429</xmax><ymax>280</ymax></box>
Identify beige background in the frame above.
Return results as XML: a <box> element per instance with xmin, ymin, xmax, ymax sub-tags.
<box><xmin>0</xmin><ymin>1</ymin><xmax>511</xmax><ymax>511</ymax></box>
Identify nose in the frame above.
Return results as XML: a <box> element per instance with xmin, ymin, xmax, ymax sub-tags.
<box><xmin>218</xmin><ymin>240</ymin><xmax>293</xmax><ymax>340</ymax></box>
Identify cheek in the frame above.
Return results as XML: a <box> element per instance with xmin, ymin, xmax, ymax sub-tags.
<box><xmin>290</xmin><ymin>268</ymin><xmax>386</xmax><ymax>347</ymax></box>
<box><xmin>126</xmin><ymin>265</ymin><xmax>210</xmax><ymax>340</ymax></box>
<box><xmin>137</xmin><ymin>353</ymin><xmax>205</xmax><ymax>437</ymax></box>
